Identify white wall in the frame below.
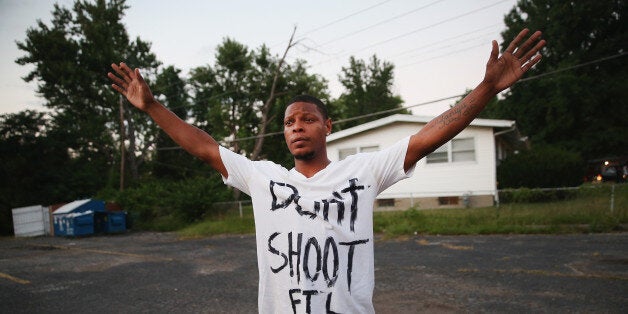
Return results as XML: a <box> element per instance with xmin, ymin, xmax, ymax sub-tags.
<box><xmin>12</xmin><ymin>205</ymin><xmax>47</xmax><ymax>237</ymax></box>
<box><xmin>327</xmin><ymin>121</ymin><xmax>497</xmax><ymax>198</ymax></box>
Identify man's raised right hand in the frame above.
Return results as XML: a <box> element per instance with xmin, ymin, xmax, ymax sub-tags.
<box><xmin>108</xmin><ymin>62</ymin><xmax>156</xmax><ymax>112</ymax></box>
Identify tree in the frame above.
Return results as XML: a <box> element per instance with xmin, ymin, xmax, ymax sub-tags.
<box><xmin>497</xmin><ymin>145</ymin><xmax>584</xmax><ymax>188</ymax></box>
<box><xmin>188</xmin><ymin>38</ymin><xmax>330</xmax><ymax>168</ymax></box>
<box><xmin>259</xmin><ymin>59</ymin><xmax>330</xmax><ymax>167</ymax></box>
<box><xmin>494</xmin><ymin>0</ymin><xmax>628</xmax><ymax>160</ymax></box>
<box><xmin>189</xmin><ymin>38</ymin><xmax>257</xmax><ymax>156</ymax></box>
<box><xmin>15</xmin><ymin>0</ymin><xmax>160</xmax><ymax>189</ymax></box>
<box><xmin>250</xmin><ymin>29</ymin><xmax>297</xmax><ymax>163</ymax></box>
<box><xmin>334</xmin><ymin>55</ymin><xmax>407</xmax><ymax>130</ymax></box>
<box><xmin>0</xmin><ymin>111</ymin><xmax>102</xmax><ymax>234</ymax></box>
<box><xmin>151</xmin><ymin>65</ymin><xmax>205</xmax><ymax>179</ymax></box>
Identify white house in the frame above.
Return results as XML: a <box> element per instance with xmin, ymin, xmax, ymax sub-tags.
<box><xmin>326</xmin><ymin>114</ymin><xmax>528</xmax><ymax>210</ymax></box>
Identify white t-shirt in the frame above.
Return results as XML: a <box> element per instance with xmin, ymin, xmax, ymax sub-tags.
<box><xmin>220</xmin><ymin>137</ymin><xmax>414</xmax><ymax>314</ymax></box>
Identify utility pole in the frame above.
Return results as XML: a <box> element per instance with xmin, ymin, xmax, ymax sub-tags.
<box><xmin>119</xmin><ymin>95</ymin><xmax>125</xmax><ymax>191</ymax></box>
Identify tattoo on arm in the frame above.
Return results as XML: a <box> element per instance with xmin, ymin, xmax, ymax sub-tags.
<box><xmin>437</xmin><ymin>97</ymin><xmax>477</xmax><ymax>129</ymax></box>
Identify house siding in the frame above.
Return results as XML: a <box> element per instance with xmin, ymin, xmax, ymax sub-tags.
<box><xmin>327</xmin><ymin>119</ymin><xmax>499</xmax><ymax>209</ymax></box>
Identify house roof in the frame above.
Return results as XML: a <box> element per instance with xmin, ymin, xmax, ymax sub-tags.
<box><xmin>327</xmin><ymin>114</ymin><xmax>516</xmax><ymax>143</ymax></box>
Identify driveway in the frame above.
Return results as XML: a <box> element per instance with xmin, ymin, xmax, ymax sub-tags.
<box><xmin>1</xmin><ymin>232</ymin><xmax>626</xmax><ymax>313</ymax></box>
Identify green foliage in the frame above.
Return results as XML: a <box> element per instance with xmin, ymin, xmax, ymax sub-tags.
<box><xmin>494</xmin><ymin>0</ymin><xmax>628</xmax><ymax>160</ymax></box>
<box><xmin>15</xmin><ymin>0</ymin><xmax>161</xmax><ymax>187</ymax></box>
<box><xmin>499</xmin><ymin>187</ymin><xmax>578</xmax><ymax>203</ymax></box>
<box><xmin>151</xmin><ymin>66</ymin><xmax>203</xmax><ymax>180</ymax></box>
<box><xmin>372</xmin><ymin>184</ymin><xmax>627</xmax><ymax>237</ymax></box>
<box><xmin>0</xmin><ymin>111</ymin><xmax>103</xmax><ymax>235</ymax></box>
<box><xmin>497</xmin><ymin>146</ymin><xmax>584</xmax><ymax>188</ymax></box>
<box><xmin>121</xmin><ymin>184</ymin><xmax>628</xmax><ymax>237</ymax></box>
<box><xmin>262</xmin><ymin>59</ymin><xmax>331</xmax><ymax>168</ymax></box>
<box><xmin>373</xmin><ymin>208</ymin><xmax>426</xmax><ymax>235</ymax></box>
<box><xmin>111</xmin><ymin>175</ymin><xmax>233</xmax><ymax>230</ymax></box>
<box><xmin>188</xmin><ymin>39</ymin><xmax>330</xmax><ymax>168</ymax></box>
<box><xmin>189</xmin><ymin>38</ymin><xmax>257</xmax><ymax>155</ymax></box>
<box><xmin>333</xmin><ymin>55</ymin><xmax>407</xmax><ymax>130</ymax></box>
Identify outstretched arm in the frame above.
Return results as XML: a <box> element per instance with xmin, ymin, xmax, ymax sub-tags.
<box><xmin>404</xmin><ymin>29</ymin><xmax>546</xmax><ymax>171</ymax></box>
<box><xmin>108</xmin><ymin>62</ymin><xmax>228</xmax><ymax>177</ymax></box>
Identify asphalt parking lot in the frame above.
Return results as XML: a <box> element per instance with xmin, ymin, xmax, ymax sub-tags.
<box><xmin>1</xmin><ymin>232</ymin><xmax>627</xmax><ymax>313</ymax></box>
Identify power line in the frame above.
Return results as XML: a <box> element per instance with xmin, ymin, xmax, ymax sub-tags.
<box><xmin>158</xmin><ymin>92</ymin><xmax>464</xmax><ymax>147</ymax></box>
<box><xmin>313</xmin><ymin>0</ymin><xmax>510</xmax><ymax>67</ymax></box>
<box><xmin>155</xmin><ymin>1</ymin><xmax>506</xmax><ymax>89</ymax></box>
<box><xmin>314</xmin><ymin>0</ymin><xmax>445</xmax><ymax>48</ymax></box>
<box><xmin>153</xmin><ymin>50</ymin><xmax>628</xmax><ymax>154</ymax></box>
<box><xmin>152</xmin><ymin>35</ymin><xmax>497</xmax><ymax>115</ymax></box>
<box><xmin>207</xmin><ymin>51</ymin><xmax>628</xmax><ymax>145</ymax></box>
<box><xmin>165</xmin><ymin>1</ymin><xmax>396</xmax><ymax>90</ymax></box>
<box><xmin>142</xmin><ymin>5</ymin><xmax>507</xmax><ymax>109</ymax></box>
<box><xmin>148</xmin><ymin>48</ymin><xmax>628</xmax><ymax>151</ymax></box>
<box><xmin>351</xmin><ymin>0</ymin><xmax>510</xmax><ymax>54</ymax></box>
<box><xmin>296</xmin><ymin>0</ymin><xmax>395</xmax><ymax>39</ymax></box>
<box><xmin>398</xmin><ymin>41</ymin><xmax>488</xmax><ymax>68</ymax></box>
<box><xmin>518</xmin><ymin>51</ymin><xmax>628</xmax><ymax>83</ymax></box>
<box><xmin>390</xmin><ymin>23</ymin><xmax>500</xmax><ymax>58</ymax></box>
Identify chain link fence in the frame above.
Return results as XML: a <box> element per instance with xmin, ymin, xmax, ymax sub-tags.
<box><xmin>210</xmin><ymin>200</ymin><xmax>253</xmax><ymax>218</ymax></box>
<box><xmin>497</xmin><ymin>184</ymin><xmax>627</xmax><ymax>214</ymax></box>
<box><xmin>208</xmin><ymin>184</ymin><xmax>627</xmax><ymax>221</ymax></box>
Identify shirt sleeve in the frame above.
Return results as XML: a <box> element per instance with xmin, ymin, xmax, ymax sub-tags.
<box><xmin>218</xmin><ymin>146</ymin><xmax>253</xmax><ymax>196</ymax></box>
<box><xmin>366</xmin><ymin>136</ymin><xmax>416</xmax><ymax>194</ymax></box>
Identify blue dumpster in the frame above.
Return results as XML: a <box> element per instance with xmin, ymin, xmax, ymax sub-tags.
<box><xmin>53</xmin><ymin>199</ymin><xmax>105</xmax><ymax>236</ymax></box>
<box><xmin>95</xmin><ymin>211</ymin><xmax>127</xmax><ymax>234</ymax></box>
<box><xmin>106</xmin><ymin>211</ymin><xmax>127</xmax><ymax>233</ymax></box>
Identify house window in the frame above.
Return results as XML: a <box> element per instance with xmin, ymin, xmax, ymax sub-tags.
<box><xmin>338</xmin><ymin>145</ymin><xmax>380</xmax><ymax>160</ymax></box>
<box><xmin>452</xmin><ymin>138</ymin><xmax>475</xmax><ymax>162</ymax></box>
<box><xmin>438</xmin><ymin>196</ymin><xmax>459</xmax><ymax>205</ymax></box>
<box><xmin>377</xmin><ymin>198</ymin><xmax>395</xmax><ymax>207</ymax></box>
<box><xmin>426</xmin><ymin>138</ymin><xmax>475</xmax><ymax>164</ymax></box>
<box><xmin>426</xmin><ymin>144</ymin><xmax>448</xmax><ymax>164</ymax></box>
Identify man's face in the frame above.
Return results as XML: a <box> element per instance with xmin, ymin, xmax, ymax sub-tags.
<box><xmin>283</xmin><ymin>102</ymin><xmax>331</xmax><ymax>160</ymax></box>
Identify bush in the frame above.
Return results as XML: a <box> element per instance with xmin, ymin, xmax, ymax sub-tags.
<box><xmin>497</xmin><ymin>146</ymin><xmax>584</xmax><ymax>188</ymax></box>
<box><xmin>499</xmin><ymin>187</ymin><xmax>579</xmax><ymax>203</ymax></box>
<box><xmin>103</xmin><ymin>175</ymin><xmax>234</xmax><ymax>230</ymax></box>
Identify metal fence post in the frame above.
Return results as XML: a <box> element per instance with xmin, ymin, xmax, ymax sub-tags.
<box><xmin>610</xmin><ymin>184</ymin><xmax>615</xmax><ymax>214</ymax></box>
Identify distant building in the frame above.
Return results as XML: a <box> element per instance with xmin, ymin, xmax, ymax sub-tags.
<box><xmin>326</xmin><ymin>114</ymin><xmax>528</xmax><ymax>210</ymax></box>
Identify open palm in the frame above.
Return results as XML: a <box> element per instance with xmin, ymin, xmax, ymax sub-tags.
<box><xmin>483</xmin><ymin>29</ymin><xmax>546</xmax><ymax>93</ymax></box>
<box><xmin>108</xmin><ymin>62</ymin><xmax>156</xmax><ymax>111</ymax></box>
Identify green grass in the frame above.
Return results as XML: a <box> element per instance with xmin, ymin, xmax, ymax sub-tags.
<box><xmin>373</xmin><ymin>205</ymin><xmax>624</xmax><ymax>237</ymax></box>
<box><xmin>177</xmin><ymin>184</ymin><xmax>628</xmax><ymax>238</ymax></box>
<box><xmin>178</xmin><ymin>210</ymin><xmax>255</xmax><ymax>238</ymax></box>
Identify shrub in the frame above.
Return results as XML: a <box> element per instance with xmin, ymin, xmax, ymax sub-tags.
<box><xmin>499</xmin><ymin>187</ymin><xmax>579</xmax><ymax>203</ymax></box>
<box><xmin>497</xmin><ymin>146</ymin><xmax>584</xmax><ymax>188</ymax></box>
<box><xmin>103</xmin><ymin>175</ymin><xmax>234</xmax><ymax>230</ymax></box>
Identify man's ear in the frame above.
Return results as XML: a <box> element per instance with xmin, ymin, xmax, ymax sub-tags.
<box><xmin>325</xmin><ymin>118</ymin><xmax>332</xmax><ymax>135</ymax></box>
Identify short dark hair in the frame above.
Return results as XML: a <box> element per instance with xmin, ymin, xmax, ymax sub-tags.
<box><xmin>287</xmin><ymin>94</ymin><xmax>328</xmax><ymax>120</ymax></box>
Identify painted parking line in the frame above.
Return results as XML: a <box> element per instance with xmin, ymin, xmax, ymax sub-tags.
<box><xmin>27</xmin><ymin>244</ymin><xmax>174</xmax><ymax>262</ymax></box>
<box><xmin>457</xmin><ymin>267</ymin><xmax>628</xmax><ymax>281</ymax></box>
<box><xmin>416</xmin><ymin>239</ymin><xmax>474</xmax><ymax>250</ymax></box>
<box><xmin>80</xmin><ymin>247</ymin><xmax>174</xmax><ymax>261</ymax></box>
<box><xmin>0</xmin><ymin>272</ymin><xmax>30</xmax><ymax>285</ymax></box>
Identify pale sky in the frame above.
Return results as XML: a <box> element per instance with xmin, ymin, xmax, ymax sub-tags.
<box><xmin>0</xmin><ymin>0</ymin><xmax>519</xmax><ymax>116</ymax></box>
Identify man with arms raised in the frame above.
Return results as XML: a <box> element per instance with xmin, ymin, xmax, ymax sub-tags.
<box><xmin>109</xmin><ymin>29</ymin><xmax>545</xmax><ymax>313</ymax></box>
